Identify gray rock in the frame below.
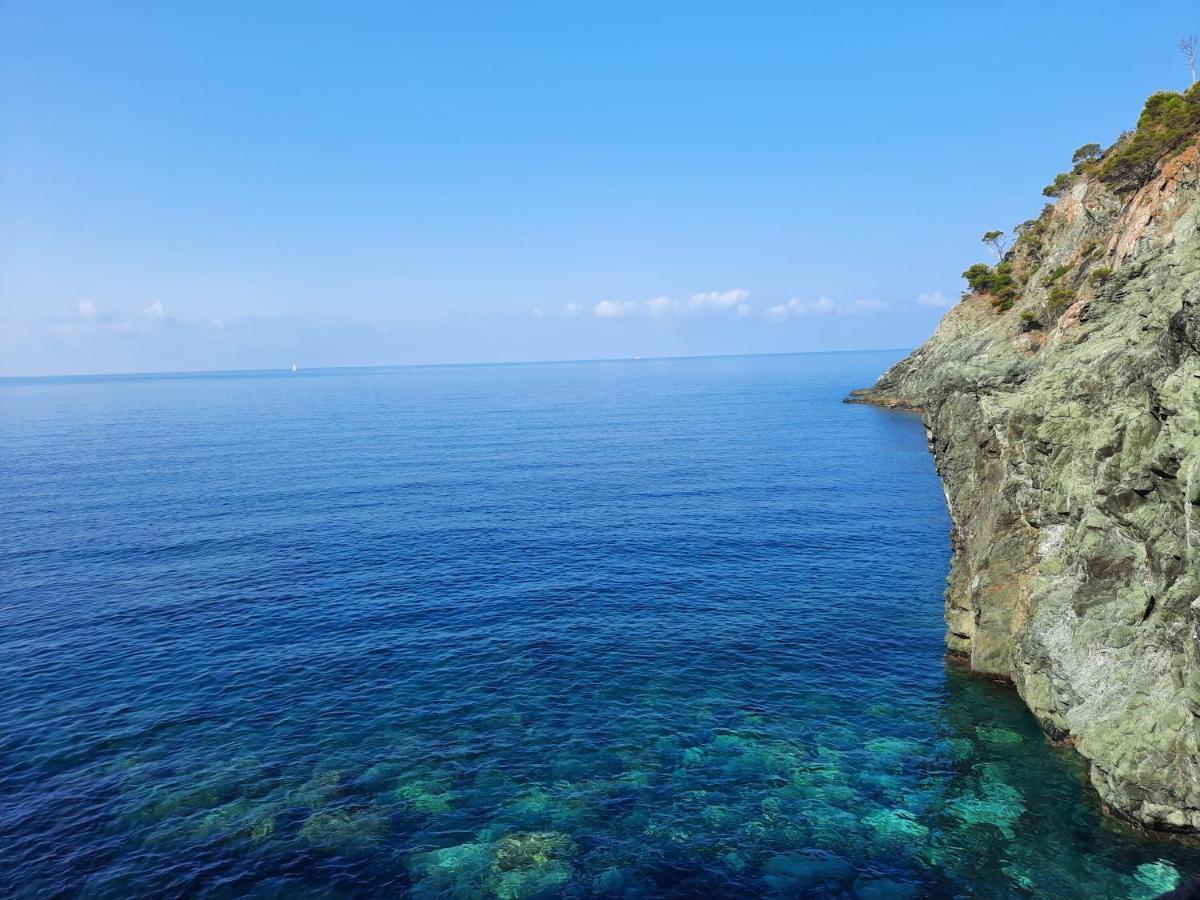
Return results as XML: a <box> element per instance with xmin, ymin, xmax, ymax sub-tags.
<box><xmin>850</xmin><ymin>139</ymin><xmax>1200</xmax><ymax>831</ymax></box>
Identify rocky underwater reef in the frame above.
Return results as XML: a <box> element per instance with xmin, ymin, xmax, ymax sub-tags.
<box><xmin>852</xmin><ymin>85</ymin><xmax>1200</xmax><ymax>835</ymax></box>
<box><xmin>10</xmin><ymin>348</ymin><xmax>1200</xmax><ymax>898</ymax></box>
<box><xmin>80</xmin><ymin>670</ymin><xmax>1200</xmax><ymax>898</ymax></box>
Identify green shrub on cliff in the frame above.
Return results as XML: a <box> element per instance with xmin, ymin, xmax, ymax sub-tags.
<box><xmin>1098</xmin><ymin>84</ymin><xmax>1200</xmax><ymax>191</ymax></box>
<box><xmin>1072</xmin><ymin>143</ymin><xmax>1103</xmax><ymax>169</ymax></box>
<box><xmin>962</xmin><ymin>262</ymin><xmax>1020</xmax><ymax>311</ymax></box>
<box><xmin>1047</xmin><ymin>286</ymin><xmax>1075</xmax><ymax>310</ymax></box>
<box><xmin>1042</xmin><ymin>173</ymin><xmax>1073</xmax><ymax>197</ymax></box>
<box><xmin>990</xmin><ymin>264</ymin><xmax>1020</xmax><ymax>306</ymax></box>
<box><xmin>963</xmin><ymin>264</ymin><xmax>994</xmax><ymax>294</ymax></box>
<box><xmin>1012</xmin><ymin>205</ymin><xmax>1055</xmax><ymax>260</ymax></box>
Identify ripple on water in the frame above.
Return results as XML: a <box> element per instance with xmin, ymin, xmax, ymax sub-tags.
<box><xmin>1</xmin><ymin>354</ymin><xmax>1198</xmax><ymax>897</ymax></box>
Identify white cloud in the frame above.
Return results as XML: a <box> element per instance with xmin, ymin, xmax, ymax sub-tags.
<box><xmin>687</xmin><ymin>289</ymin><xmax>749</xmax><ymax>310</ymax></box>
<box><xmin>767</xmin><ymin>296</ymin><xmax>835</xmax><ymax>321</ymax></box>
<box><xmin>564</xmin><ymin>303</ymin><xmax>584</xmax><ymax>316</ymax></box>
<box><xmin>77</xmin><ymin>299</ymin><xmax>97</xmax><ymax>319</ymax></box>
<box><xmin>592</xmin><ymin>289</ymin><xmax>750</xmax><ymax>319</ymax></box>
<box><xmin>645</xmin><ymin>295</ymin><xmax>673</xmax><ymax>316</ymax></box>
<box><xmin>595</xmin><ymin>299</ymin><xmax>639</xmax><ymax>318</ymax></box>
<box><xmin>766</xmin><ymin>296</ymin><xmax>889</xmax><ymax>322</ymax></box>
<box><xmin>144</xmin><ymin>301</ymin><xmax>166</xmax><ymax>320</ymax></box>
<box><xmin>575</xmin><ymin>288</ymin><xmax>889</xmax><ymax>323</ymax></box>
<box><xmin>916</xmin><ymin>290</ymin><xmax>954</xmax><ymax>308</ymax></box>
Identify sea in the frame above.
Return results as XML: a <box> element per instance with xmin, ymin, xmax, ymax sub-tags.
<box><xmin>2</xmin><ymin>351</ymin><xmax>1197</xmax><ymax>898</ymax></box>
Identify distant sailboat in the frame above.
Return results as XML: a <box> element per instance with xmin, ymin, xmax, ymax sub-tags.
<box><xmin>291</xmin><ymin>363</ymin><xmax>298</xmax><ymax>373</ymax></box>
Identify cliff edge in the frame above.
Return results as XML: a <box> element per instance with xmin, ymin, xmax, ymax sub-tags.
<box><xmin>851</xmin><ymin>89</ymin><xmax>1200</xmax><ymax>831</ymax></box>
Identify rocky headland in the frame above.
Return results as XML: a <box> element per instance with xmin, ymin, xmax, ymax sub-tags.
<box><xmin>850</xmin><ymin>86</ymin><xmax>1200</xmax><ymax>832</ymax></box>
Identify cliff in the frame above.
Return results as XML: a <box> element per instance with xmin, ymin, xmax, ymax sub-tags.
<box><xmin>850</xmin><ymin>94</ymin><xmax>1200</xmax><ymax>831</ymax></box>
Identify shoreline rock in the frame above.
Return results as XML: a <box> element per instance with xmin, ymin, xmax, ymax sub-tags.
<box><xmin>851</xmin><ymin>137</ymin><xmax>1200</xmax><ymax>833</ymax></box>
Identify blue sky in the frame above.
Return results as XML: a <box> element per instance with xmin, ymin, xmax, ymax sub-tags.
<box><xmin>1</xmin><ymin>1</ymin><xmax>1196</xmax><ymax>375</ymax></box>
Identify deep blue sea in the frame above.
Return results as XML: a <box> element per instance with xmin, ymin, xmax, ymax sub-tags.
<box><xmin>2</xmin><ymin>351</ymin><xmax>1197</xmax><ymax>898</ymax></box>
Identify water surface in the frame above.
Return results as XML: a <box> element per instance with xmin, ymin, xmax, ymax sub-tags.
<box><xmin>2</xmin><ymin>352</ymin><xmax>1195</xmax><ymax>897</ymax></box>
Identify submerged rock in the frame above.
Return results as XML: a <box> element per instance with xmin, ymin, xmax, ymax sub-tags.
<box><xmin>487</xmin><ymin>863</ymin><xmax>572</xmax><ymax>899</ymax></box>
<box><xmin>298</xmin><ymin>807</ymin><xmax>387</xmax><ymax>849</ymax></box>
<box><xmin>408</xmin><ymin>831</ymin><xmax>577</xmax><ymax>899</ymax></box>
<box><xmin>1132</xmin><ymin>860</ymin><xmax>1182</xmax><ymax>899</ymax></box>
<box><xmin>974</xmin><ymin>726</ymin><xmax>1023</xmax><ymax>746</ymax></box>
<box><xmin>289</xmin><ymin>770</ymin><xmax>342</xmax><ymax>809</ymax></box>
<box><xmin>408</xmin><ymin>841</ymin><xmax>493</xmax><ymax>898</ymax></box>
<box><xmin>946</xmin><ymin>765</ymin><xmax>1026</xmax><ymax>840</ymax></box>
<box><xmin>191</xmin><ymin>797</ymin><xmax>280</xmax><ymax>842</ymax></box>
<box><xmin>936</xmin><ymin>737</ymin><xmax>975</xmax><ymax>761</ymax></box>
<box><xmin>864</xmin><ymin>736</ymin><xmax>923</xmax><ymax>761</ymax></box>
<box><xmin>387</xmin><ymin>773</ymin><xmax>455</xmax><ymax>814</ymax></box>
<box><xmin>862</xmin><ymin>808</ymin><xmax>930</xmax><ymax>842</ymax></box>
<box><xmin>491</xmin><ymin>831</ymin><xmax>577</xmax><ymax>872</ymax></box>
<box><xmin>249</xmin><ymin>814</ymin><xmax>275</xmax><ymax>841</ymax></box>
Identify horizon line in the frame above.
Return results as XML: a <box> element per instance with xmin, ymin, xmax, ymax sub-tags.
<box><xmin>0</xmin><ymin>346</ymin><xmax>914</xmax><ymax>383</ymax></box>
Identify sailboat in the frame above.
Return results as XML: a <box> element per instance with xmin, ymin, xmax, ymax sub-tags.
<box><xmin>290</xmin><ymin>363</ymin><xmax>298</xmax><ymax>373</ymax></box>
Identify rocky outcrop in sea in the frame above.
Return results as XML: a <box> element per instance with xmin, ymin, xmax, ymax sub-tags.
<box><xmin>850</xmin><ymin>112</ymin><xmax>1200</xmax><ymax>831</ymax></box>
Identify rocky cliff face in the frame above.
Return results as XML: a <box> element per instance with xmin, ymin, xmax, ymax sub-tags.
<box><xmin>851</xmin><ymin>137</ymin><xmax>1200</xmax><ymax>831</ymax></box>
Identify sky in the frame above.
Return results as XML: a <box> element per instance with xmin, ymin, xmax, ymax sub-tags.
<box><xmin>1</xmin><ymin>1</ymin><xmax>1197</xmax><ymax>376</ymax></box>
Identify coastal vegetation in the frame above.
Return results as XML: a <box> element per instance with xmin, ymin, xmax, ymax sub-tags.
<box><xmin>959</xmin><ymin>81</ymin><xmax>1200</xmax><ymax>314</ymax></box>
<box><xmin>1041</xmin><ymin>172</ymin><xmax>1072</xmax><ymax>198</ymax></box>
<box><xmin>961</xmin><ymin>261</ymin><xmax>1019</xmax><ymax>311</ymax></box>
<box><xmin>1096</xmin><ymin>83</ymin><xmax>1200</xmax><ymax>190</ymax></box>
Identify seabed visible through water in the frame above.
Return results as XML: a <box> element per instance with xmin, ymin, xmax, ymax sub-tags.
<box><xmin>2</xmin><ymin>353</ymin><xmax>1197</xmax><ymax>897</ymax></box>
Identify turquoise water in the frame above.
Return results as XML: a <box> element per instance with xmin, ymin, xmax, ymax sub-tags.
<box><xmin>2</xmin><ymin>351</ymin><xmax>1196</xmax><ymax>898</ymax></box>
